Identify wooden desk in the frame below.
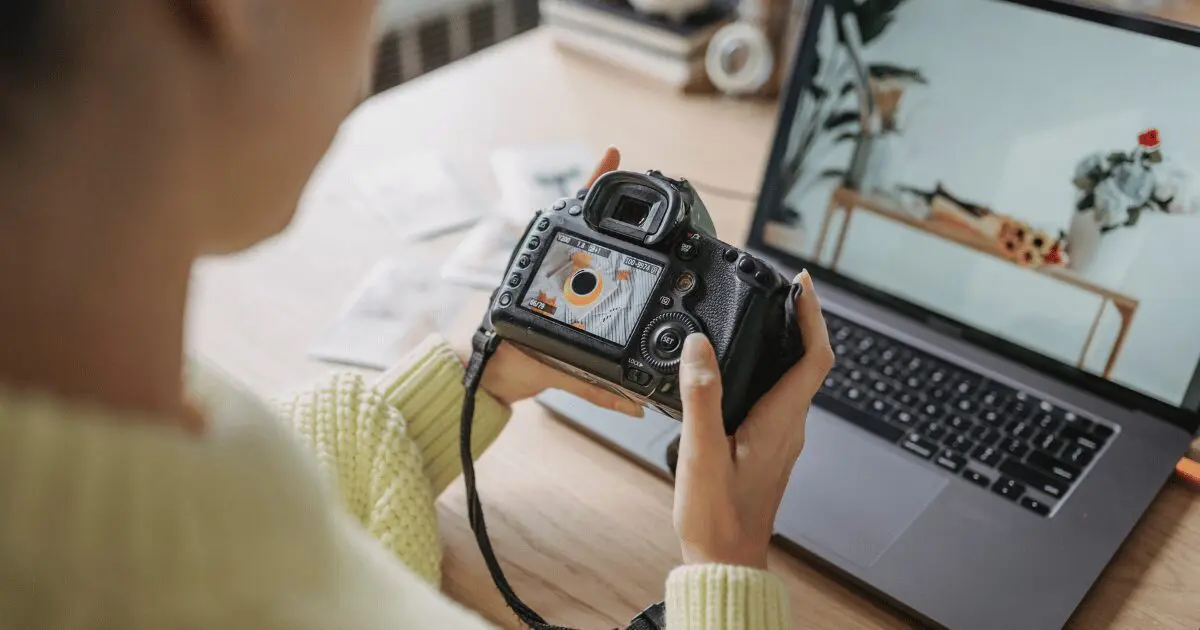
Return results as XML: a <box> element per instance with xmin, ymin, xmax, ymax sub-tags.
<box><xmin>815</xmin><ymin>188</ymin><xmax>1140</xmax><ymax>379</ymax></box>
<box><xmin>188</xmin><ymin>29</ymin><xmax>1200</xmax><ymax>630</ymax></box>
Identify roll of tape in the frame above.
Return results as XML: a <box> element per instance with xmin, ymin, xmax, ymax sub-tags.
<box><xmin>705</xmin><ymin>22</ymin><xmax>775</xmax><ymax>96</ymax></box>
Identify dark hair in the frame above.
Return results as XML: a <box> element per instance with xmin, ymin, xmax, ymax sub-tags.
<box><xmin>1</xmin><ymin>1</ymin><xmax>49</xmax><ymax>78</ymax></box>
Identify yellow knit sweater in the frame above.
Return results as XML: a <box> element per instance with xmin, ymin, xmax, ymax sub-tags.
<box><xmin>0</xmin><ymin>335</ymin><xmax>791</xmax><ymax>629</ymax></box>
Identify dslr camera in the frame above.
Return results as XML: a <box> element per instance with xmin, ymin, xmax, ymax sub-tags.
<box><xmin>490</xmin><ymin>170</ymin><xmax>805</xmax><ymax>434</ymax></box>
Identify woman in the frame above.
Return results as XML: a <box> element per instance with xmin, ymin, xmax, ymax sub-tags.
<box><xmin>0</xmin><ymin>2</ymin><xmax>835</xmax><ymax>629</ymax></box>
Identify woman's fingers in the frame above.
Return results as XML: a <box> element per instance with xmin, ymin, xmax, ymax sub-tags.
<box><xmin>546</xmin><ymin>368</ymin><xmax>645</xmax><ymax>417</ymax></box>
<box><xmin>678</xmin><ymin>334</ymin><xmax>729</xmax><ymax>462</ymax></box>
<box><xmin>741</xmin><ymin>271</ymin><xmax>834</xmax><ymax>449</ymax></box>
<box><xmin>586</xmin><ymin>147</ymin><xmax>621</xmax><ymax>187</ymax></box>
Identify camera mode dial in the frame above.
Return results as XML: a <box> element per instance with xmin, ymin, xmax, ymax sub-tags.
<box><xmin>639</xmin><ymin>312</ymin><xmax>700</xmax><ymax>373</ymax></box>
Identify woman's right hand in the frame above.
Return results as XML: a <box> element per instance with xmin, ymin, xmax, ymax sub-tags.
<box><xmin>672</xmin><ymin>270</ymin><xmax>834</xmax><ymax>569</ymax></box>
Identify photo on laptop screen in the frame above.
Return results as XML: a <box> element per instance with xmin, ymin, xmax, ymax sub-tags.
<box><xmin>761</xmin><ymin>0</ymin><xmax>1200</xmax><ymax>407</ymax></box>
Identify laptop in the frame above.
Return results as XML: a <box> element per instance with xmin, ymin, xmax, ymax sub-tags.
<box><xmin>538</xmin><ymin>1</ymin><xmax>1200</xmax><ymax>628</ymax></box>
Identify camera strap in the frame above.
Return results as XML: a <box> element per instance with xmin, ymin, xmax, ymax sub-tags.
<box><xmin>461</xmin><ymin>323</ymin><xmax>668</xmax><ymax>630</ymax></box>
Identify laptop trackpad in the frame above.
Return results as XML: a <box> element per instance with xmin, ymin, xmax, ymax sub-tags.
<box><xmin>776</xmin><ymin>408</ymin><xmax>948</xmax><ymax>569</ymax></box>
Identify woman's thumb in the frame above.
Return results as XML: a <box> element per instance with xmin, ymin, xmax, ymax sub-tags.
<box><xmin>678</xmin><ymin>334</ymin><xmax>726</xmax><ymax>459</ymax></box>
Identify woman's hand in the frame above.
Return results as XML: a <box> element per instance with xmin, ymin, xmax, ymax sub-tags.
<box><xmin>457</xmin><ymin>147</ymin><xmax>644</xmax><ymax>417</ymax></box>
<box><xmin>672</xmin><ymin>271</ymin><xmax>834</xmax><ymax>569</ymax></box>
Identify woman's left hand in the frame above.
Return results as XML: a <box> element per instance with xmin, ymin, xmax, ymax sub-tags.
<box><xmin>458</xmin><ymin>147</ymin><xmax>645</xmax><ymax>417</ymax></box>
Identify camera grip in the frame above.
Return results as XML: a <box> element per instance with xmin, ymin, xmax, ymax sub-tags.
<box><xmin>720</xmin><ymin>281</ymin><xmax>806</xmax><ymax>434</ymax></box>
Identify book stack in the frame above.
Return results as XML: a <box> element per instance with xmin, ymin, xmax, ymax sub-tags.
<box><xmin>540</xmin><ymin>0</ymin><xmax>735</xmax><ymax>90</ymax></box>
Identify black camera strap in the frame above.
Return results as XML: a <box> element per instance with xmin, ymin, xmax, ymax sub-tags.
<box><xmin>461</xmin><ymin>324</ymin><xmax>668</xmax><ymax>630</ymax></box>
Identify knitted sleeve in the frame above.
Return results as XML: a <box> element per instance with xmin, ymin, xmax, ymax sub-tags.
<box><xmin>275</xmin><ymin>335</ymin><xmax>511</xmax><ymax>586</ymax></box>
<box><xmin>666</xmin><ymin>565</ymin><xmax>793</xmax><ymax>629</ymax></box>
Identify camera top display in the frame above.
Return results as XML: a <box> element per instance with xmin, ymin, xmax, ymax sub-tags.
<box><xmin>490</xmin><ymin>170</ymin><xmax>805</xmax><ymax>434</ymax></box>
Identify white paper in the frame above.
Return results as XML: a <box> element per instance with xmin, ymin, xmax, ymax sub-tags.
<box><xmin>440</xmin><ymin>217</ymin><xmax>528</xmax><ymax>290</ymax></box>
<box><xmin>310</xmin><ymin>258</ymin><xmax>466</xmax><ymax>370</ymax></box>
<box><xmin>491</xmin><ymin>145</ymin><xmax>596</xmax><ymax>223</ymax></box>
<box><xmin>344</xmin><ymin>154</ymin><xmax>483</xmax><ymax>241</ymax></box>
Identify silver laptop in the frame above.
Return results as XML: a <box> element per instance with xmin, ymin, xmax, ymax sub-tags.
<box><xmin>539</xmin><ymin>1</ymin><xmax>1200</xmax><ymax>627</ymax></box>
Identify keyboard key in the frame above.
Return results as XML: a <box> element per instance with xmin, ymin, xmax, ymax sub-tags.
<box><xmin>890</xmin><ymin>408</ymin><xmax>919</xmax><ymax>426</ymax></box>
<box><xmin>881</xmin><ymin>364</ymin><xmax>900</xmax><ymax>379</ymax></box>
<box><xmin>848</xmin><ymin>369</ymin><xmax>865</xmax><ymax>382</ymax></box>
<box><xmin>1020</xmin><ymin>496</ymin><xmax>1051</xmax><ymax>516</ymax></box>
<box><xmin>921</xmin><ymin>421</ymin><xmax>949</xmax><ymax>441</ymax></box>
<box><xmin>845</xmin><ymin>387</ymin><xmax>865</xmax><ymax>406</ymax></box>
<box><xmin>896</xmin><ymin>391</ymin><xmax>919</xmax><ymax>408</ymax></box>
<box><xmin>992</xmin><ymin>476</ymin><xmax>1027</xmax><ymax>501</ymax></box>
<box><xmin>871</xmin><ymin>379</ymin><xmax>893</xmax><ymax>396</ymax></box>
<box><xmin>1025</xmin><ymin>451</ymin><xmax>1082</xmax><ymax>483</ymax></box>
<box><xmin>1060</xmin><ymin>425</ymin><xmax>1103</xmax><ymax>451</ymax></box>
<box><xmin>962</xmin><ymin>469</ymin><xmax>992</xmax><ymax>487</ymax></box>
<box><xmin>1006</xmin><ymin>421</ymin><xmax>1034</xmax><ymax>440</ymax></box>
<box><xmin>999</xmin><ymin>437</ymin><xmax>1030</xmax><ymax>459</ymax></box>
<box><xmin>935</xmin><ymin>451</ymin><xmax>967</xmax><ymax>472</ymax></box>
<box><xmin>929</xmin><ymin>388</ymin><xmax>953</xmax><ymax>403</ymax></box>
<box><xmin>943</xmin><ymin>433</ymin><xmax>974</xmax><ymax>454</ymax></box>
<box><xmin>968</xmin><ymin>424</ymin><xmax>993</xmax><ymax>443</ymax></box>
<box><xmin>1031</xmin><ymin>412</ymin><xmax>1062</xmax><ymax>433</ymax></box>
<box><xmin>978</xmin><ymin>409</ymin><xmax>1004</xmax><ymax>426</ymax></box>
<box><xmin>1033</xmin><ymin>432</ymin><xmax>1068</xmax><ymax>457</ymax></box>
<box><xmin>980</xmin><ymin>391</ymin><xmax>1003</xmax><ymax>408</ymax></box>
<box><xmin>999</xmin><ymin>460</ymin><xmax>1069</xmax><ymax>499</ymax></box>
<box><xmin>1061</xmin><ymin>445</ymin><xmax>1095</xmax><ymax>468</ymax></box>
<box><xmin>971</xmin><ymin>444</ymin><xmax>1004</xmax><ymax>467</ymax></box>
<box><xmin>921</xmin><ymin>402</ymin><xmax>942</xmax><ymax>417</ymax></box>
<box><xmin>954</xmin><ymin>398</ymin><xmax>975</xmax><ymax>414</ymax></box>
<box><xmin>905</xmin><ymin>376</ymin><xmax>922</xmax><ymax>389</ymax></box>
<box><xmin>902</xmin><ymin>433</ymin><xmax>938</xmax><ymax>459</ymax></box>
<box><xmin>947</xmin><ymin>415</ymin><xmax>972</xmax><ymax>433</ymax></box>
<box><xmin>815</xmin><ymin>393</ymin><xmax>907</xmax><ymax>443</ymax></box>
<box><xmin>1090</xmin><ymin>423</ymin><xmax>1115</xmax><ymax>439</ymax></box>
<box><xmin>867</xmin><ymin>398</ymin><xmax>892</xmax><ymax>417</ymax></box>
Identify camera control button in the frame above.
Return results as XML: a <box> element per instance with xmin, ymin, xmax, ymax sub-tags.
<box><xmin>536</xmin><ymin>218</ymin><xmax>550</xmax><ymax>231</ymax></box>
<box><xmin>517</xmin><ymin>254</ymin><xmax>532</xmax><ymax>269</ymax></box>
<box><xmin>568</xmin><ymin>204</ymin><xmax>583</xmax><ymax>216</ymax></box>
<box><xmin>723</xmin><ymin>249</ymin><xmax>740</xmax><ymax>263</ymax></box>
<box><xmin>676</xmin><ymin>240</ymin><xmax>699</xmax><ymax>261</ymax></box>
<box><xmin>738</xmin><ymin>257</ymin><xmax>757</xmax><ymax>274</ymax></box>
<box><xmin>755</xmin><ymin>270</ymin><xmax>772</xmax><ymax>284</ymax></box>
<box><xmin>506</xmin><ymin>273</ymin><xmax>523</xmax><ymax>288</ymax></box>
<box><xmin>527</xmin><ymin>236</ymin><xmax>541</xmax><ymax>249</ymax></box>
<box><xmin>657</xmin><ymin>295</ymin><xmax>674</xmax><ymax>309</ymax></box>
<box><xmin>576</xmin><ymin>188</ymin><xmax>589</xmax><ymax>200</ymax></box>
<box><xmin>498</xmin><ymin>292</ymin><xmax>513</xmax><ymax>307</ymax></box>
<box><xmin>673</xmin><ymin>271</ymin><xmax>698</xmax><ymax>296</ymax></box>
<box><xmin>552</xmin><ymin>200</ymin><xmax>567</xmax><ymax>211</ymax></box>
<box><xmin>656</xmin><ymin>330</ymin><xmax>682</xmax><ymax>354</ymax></box>
<box><xmin>624</xmin><ymin>367</ymin><xmax>653</xmax><ymax>387</ymax></box>
<box><xmin>639</xmin><ymin>312</ymin><xmax>700</xmax><ymax>373</ymax></box>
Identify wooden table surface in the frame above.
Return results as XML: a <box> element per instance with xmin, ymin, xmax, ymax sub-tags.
<box><xmin>187</xmin><ymin>29</ymin><xmax>1200</xmax><ymax>629</ymax></box>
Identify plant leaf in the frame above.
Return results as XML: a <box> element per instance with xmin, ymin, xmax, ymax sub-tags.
<box><xmin>868</xmin><ymin>63</ymin><xmax>927</xmax><ymax>84</ymax></box>
<box><xmin>823</xmin><ymin>110</ymin><xmax>860</xmax><ymax>131</ymax></box>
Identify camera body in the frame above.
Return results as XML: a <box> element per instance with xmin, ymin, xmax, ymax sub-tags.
<box><xmin>489</xmin><ymin>170</ymin><xmax>804</xmax><ymax>434</ymax></box>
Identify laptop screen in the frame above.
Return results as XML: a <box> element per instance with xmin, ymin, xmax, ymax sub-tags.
<box><xmin>752</xmin><ymin>0</ymin><xmax>1200</xmax><ymax>415</ymax></box>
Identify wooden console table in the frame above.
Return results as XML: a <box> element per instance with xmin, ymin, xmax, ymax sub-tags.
<box><xmin>815</xmin><ymin>188</ymin><xmax>1139</xmax><ymax>378</ymax></box>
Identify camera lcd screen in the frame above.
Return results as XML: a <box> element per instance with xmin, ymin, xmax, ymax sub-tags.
<box><xmin>522</xmin><ymin>232</ymin><xmax>664</xmax><ymax>346</ymax></box>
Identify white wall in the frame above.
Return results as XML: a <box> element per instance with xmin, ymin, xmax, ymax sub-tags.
<box><xmin>774</xmin><ymin>0</ymin><xmax>1200</xmax><ymax>405</ymax></box>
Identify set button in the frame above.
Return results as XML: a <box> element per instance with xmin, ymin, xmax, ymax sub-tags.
<box><xmin>498</xmin><ymin>292</ymin><xmax>513</xmax><ymax>307</ymax></box>
<box><xmin>527</xmin><ymin>236</ymin><xmax>541</xmax><ymax>249</ymax></box>
<box><xmin>517</xmin><ymin>254</ymin><xmax>532</xmax><ymax>269</ymax></box>
<box><xmin>507</xmin><ymin>273</ymin><xmax>523</xmax><ymax>288</ymax></box>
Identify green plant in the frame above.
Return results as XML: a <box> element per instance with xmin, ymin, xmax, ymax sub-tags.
<box><xmin>777</xmin><ymin>0</ymin><xmax>924</xmax><ymax>215</ymax></box>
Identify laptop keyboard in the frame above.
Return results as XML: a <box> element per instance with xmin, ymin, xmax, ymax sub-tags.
<box><xmin>815</xmin><ymin>313</ymin><xmax>1118</xmax><ymax>517</ymax></box>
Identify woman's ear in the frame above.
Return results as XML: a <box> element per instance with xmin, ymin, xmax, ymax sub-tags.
<box><xmin>172</xmin><ymin>0</ymin><xmax>256</xmax><ymax>54</ymax></box>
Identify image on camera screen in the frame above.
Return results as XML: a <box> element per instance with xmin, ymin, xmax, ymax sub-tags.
<box><xmin>522</xmin><ymin>232</ymin><xmax>664</xmax><ymax>346</ymax></box>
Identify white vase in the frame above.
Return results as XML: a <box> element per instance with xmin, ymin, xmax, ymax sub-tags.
<box><xmin>627</xmin><ymin>0</ymin><xmax>712</xmax><ymax>21</ymax></box>
<box><xmin>1066</xmin><ymin>208</ymin><xmax>1146</xmax><ymax>287</ymax></box>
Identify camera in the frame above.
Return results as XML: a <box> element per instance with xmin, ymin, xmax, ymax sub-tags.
<box><xmin>490</xmin><ymin>170</ymin><xmax>805</xmax><ymax>434</ymax></box>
